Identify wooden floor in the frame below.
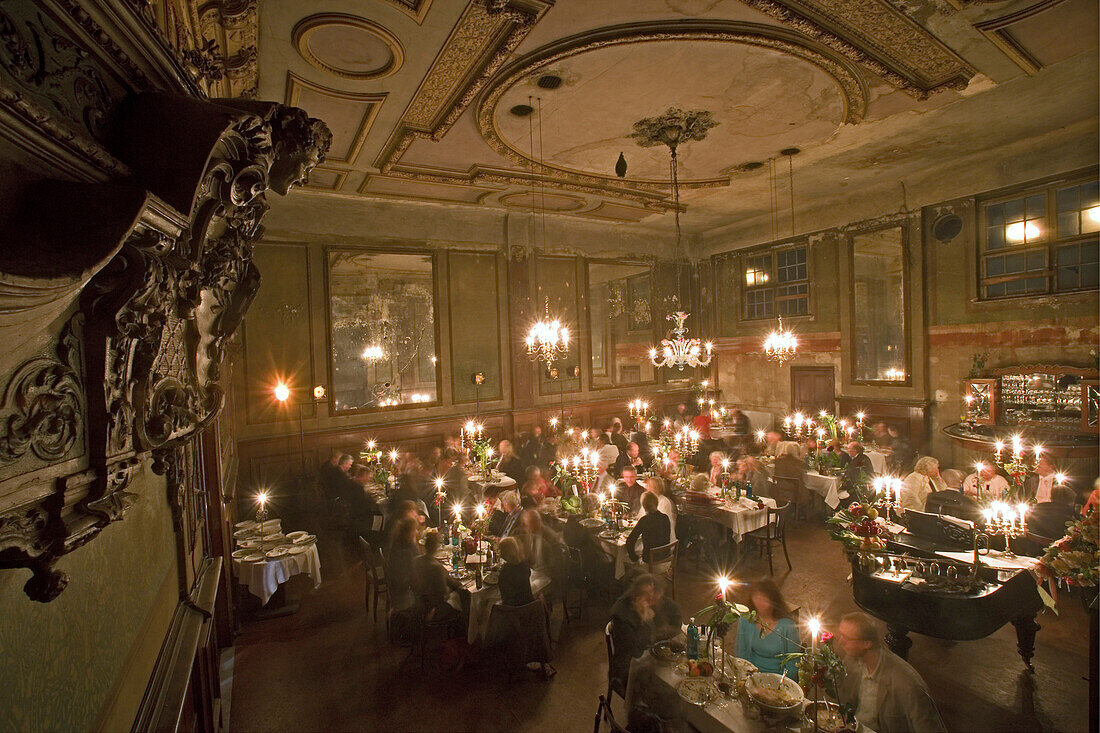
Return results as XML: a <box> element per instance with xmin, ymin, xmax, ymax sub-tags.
<box><xmin>228</xmin><ymin>521</ymin><xmax>1093</xmax><ymax>732</ymax></box>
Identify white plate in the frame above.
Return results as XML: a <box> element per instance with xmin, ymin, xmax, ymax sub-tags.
<box><xmin>292</xmin><ymin>534</ymin><xmax>316</xmax><ymax>545</ymax></box>
<box><xmin>233</xmin><ymin>528</ymin><xmax>256</xmax><ymax>539</ymax></box>
<box><xmin>234</xmin><ymin>519</ymin><xmax>257</xmax><ymax>530</ymax></box>
<box><xmin>256</xmin><ymin>519</ymin><xmax>281</xmax><ymax>532</ymax></box>
<box><xmin>286</xmin><ymin>530</ymin><xmax>308</xmax><ymax>540</ymax></box>
<box><xmin>231</xmin><ymin>549</ymin><xmax>251</xmax><ymax>559</ymax></box>
<box><xmin>265</xmin><ymin>546</ymin><xmax>290</xmax><ymax>559</ymax></box>
<box><xmin>242</xmin><ymin>552</ymin><xmax>265</xmax><ymax>562</ymax></box>
<box><xmin>288</xmin><ymin>545</ymin><xmax>309</xmax><ymax>555</ymax></box>
<box><xmin>238</xmin><ymin>539</ymin><xmax>258</xmax><ymax>549</ymax></box>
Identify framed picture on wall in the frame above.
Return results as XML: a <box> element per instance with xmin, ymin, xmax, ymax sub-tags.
<box><xmin>627</xmin><ymin>273</ymin><xmax>651</xmax><ymax>333</ymax></box>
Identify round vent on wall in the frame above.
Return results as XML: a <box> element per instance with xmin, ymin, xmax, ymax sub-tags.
<box><xmin>509</xmin><ymin>104</ymin><xmax>534</xmax><ymax>117</ymax></box>
<box><xmin>537</xmin><ymin>74</ymin><xmax>563</xmax><ymax>89</ymax></box>
<box><xmin>932</xmin><ymin>213</ymin><xmax>963</xmax><ymax>242</ymax></box>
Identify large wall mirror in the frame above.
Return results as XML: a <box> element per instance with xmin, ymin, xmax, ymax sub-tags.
<box><xmin>851</xmin><ymin>226</ymin><xmax>909</xmax><ymax>384</ymax></box>
<box><xmin>327</xmin><ymin>250</ymin><xmax>438</xmax><ymax>411</ymax></box>
<box><xmin>587</xmin><ymin>261</ymin><xmax>656</xmax><ymax>388</ymax></box>
<box><xmin>535</xmin><ymin>256</ymin><xmax>581</xmax><ymax>396</ymax></box>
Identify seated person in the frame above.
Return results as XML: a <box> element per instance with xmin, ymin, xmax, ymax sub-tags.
<box><xmin>386</xmin><ymin>500</ymin><xmax>425</xmax><ymax>550</ymax></box>
<box><xmin>773</xmin><ymin>442</ymin><xmax>807</xmax><ymax>480</ymax></box>
<box><xmin>887</xmin><ymin>426</ymin><xmax>917</xmax><ymax>474</ymax></box>
<box><xmin>871</xmin><ymin>422</ymin><xmax>891</xmax><ymax>448</ymax></box>
<box><xmin>1028</xmin><ymin>485</ymin><xmax>1078</xmax><ymax>539</ymax></box>
<box><xmin>763</xmin><ymin>430</ymin><xmax>783</xmax><ymax>457</ymax></box>
<box><xmin>487</xmin><ymin>489</ymin><xmax>522</xmax><ymax>537</ymax></box>
<box><xmin>617</xmin><ymin>466</ymin><xmax>646</xmax><ymax>515</ymax></box>
<box><xmin>609</xmin><ymin>419</ymin><xmax>630</xmax><ymax>453</ymax></box>
<box><xmin>497</xmin><ymin>536</ymin><xmax>535</xmax><ymax>607</ymax></box>
<box><xmin>941</xmin><ymin>468</ymin><xmax>965</xmax><ymax>492</ymax></box>
<box><xmin>520</xmin><ymin>464</ymin><xmax>557</xmax><ymax>505</ymax></box>
<box><xmin>616</xmin><ymin>441</ymin><xmax>650</xmax><ymax>474</ymax></box>
<box><xmin>735</xmin><ymin>456</ymin><xmax>770</xmax><ymax>497</ymax></box>
<box><xmin>496</xmin><ymin>440</ymin><xmax>526</xmax><ymax>486</ymax></box>
<box><xmin>596</xmin><ymin>433</ymin><xmax>620</xmax><ymax>472</ymax></box>
<box><xmin>842</xmin><ymin>442</ymin><xmax>875</xmax><ymax>494</ymax></box>
<box><xmin>962</xmin><ymin>463</ymin><xmax>1009</xmax><ymax>501</ymax></box>
<box><xmin>638</xmin><ymin>476</ymin><xmax>676</xmax><ymax>541</ymax></box>
<box><xmin>800</xmin><ymin>436</ymin><xmax>819</xmax><ymax>461</ymax></box>
<box><xmin>609</xmin><ymin>574</ymin><xmax>658</xmax><ymax>696</ymax></box>
<box><xmin>729</xmin><ymin>408</ymin><xmax>751</xmax><ymax>438</ymax></box>
<box><xmin>385</xmin><ymin>518</ymin><xmax>421</xmax><ymax>614</ymax></box>
<box><xmin>442</xmin><ymin>450</ymin><xmax>470</xmax><ymax>506</ymax></box>
<box><xmin>651</xmin><ymin>580</ymin><xmax>682</xmax><ymax>641</ymax></box>
<box><xmin>733</xmin><ymin>579</ymin><xmax>800</xmax><ymax>678</ymax></box>
<box><xmin>319</xmin><ymin>452</ymin><xmax>353</xmax><ymax>498</ymax></box>
<box><xmin>836</xmin><ymin>612</ymin><xmax>947</xmax><ymax>733</ymax></box>
<box><xmin>562</xmin><ymin>500</ymin><xmax>615</xmax><ymax>588</ymax></box>
<box><xmin>626</xmin><ymin>492</ymin><xmax>672</xmax><ymax>565</ymax></box>
<box><xmin>1023</xmin><ymin>455</ymin><xmax>1061</xmax><ymax>504</ymax></box>
<box><xmin>412</xmin><ymin>529</ymin><xmax>463</xmax><ymax>626</ymax></box>
<box><xmin>708</xmin><ymin>451</ymin><xmax>729</xmax><ymax>486</ymax></box>
<box><xmin>825</xmin><ymin>439</ymin><xmax>850</xmax><ymax>468</ymax></box>
<box><xmin>899</xmin><ymin>456</ymin><xmax>946</xmax><ymax>513</ymax></box>
<box><xmin>515</xmin><ymin>508</ymin><xmax>559</xmax><ymax>572</ymax></box>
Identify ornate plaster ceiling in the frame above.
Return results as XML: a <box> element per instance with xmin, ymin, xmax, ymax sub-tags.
<box><xmin>257</xmin><ymin>0</ymin><xmax>1098</xmax><ymax>240</ymax></box>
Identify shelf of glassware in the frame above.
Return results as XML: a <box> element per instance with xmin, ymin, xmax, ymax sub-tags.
<box><xmin>968</xmin><ymin>365</ymin><xmax>1099</xmax><ymax>434</ymax></box>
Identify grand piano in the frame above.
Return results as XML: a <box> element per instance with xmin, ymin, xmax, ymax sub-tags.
<box><xmin>850</xmin><ymin>510</ymin><xmax>1044</xmax><ymax>671</ymax></box>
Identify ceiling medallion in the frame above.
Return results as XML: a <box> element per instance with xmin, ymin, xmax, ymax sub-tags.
<box><xmin>292</xmin><ymin>14</ymin><xmax>404</xmax><ymax>80</ymax></box>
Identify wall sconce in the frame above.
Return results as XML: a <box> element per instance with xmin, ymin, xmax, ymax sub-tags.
<box><xmin>471</xmin><ymin>372</ymin><xmax>485</xmax><ymax>385</ymax></box>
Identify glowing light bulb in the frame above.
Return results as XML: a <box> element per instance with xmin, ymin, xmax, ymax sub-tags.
<box><xmin>273</xmin><ymin>382</ymin><xmax>290</xmax><ymax>402</ymax></box>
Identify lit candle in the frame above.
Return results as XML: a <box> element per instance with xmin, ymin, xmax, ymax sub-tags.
<box><xmin>717</xmin><ymin>576</ymin><xmax>731</xmax><ymax>602</ymax></box>
<box><xmin>808</xmin><ymin>617</ymin><xmax>821</xmax><ymax>657</ymax></box>
<box><xmin>256</xmin><ymin>491</ymin><xmax>268</xmax><ymax>509</ymax></box>
<box><xmin>1055</xmin><ymin>472</ymin><xmax>1067</xmax><ymax>485</ymax></box>
<box><xmin>1016</xmin><ymin>503</ymin><xmax>1028</xmax><ymax>528</ymax></box>
<box><xmin>453</xmin><ymin>504</ymin><xmax>462</xmax><ymax>520</ymax></box>
<box><xmin>756</xmin><ymin>430</ymin><xmax>766</xmax><ymax>444</ymax></box>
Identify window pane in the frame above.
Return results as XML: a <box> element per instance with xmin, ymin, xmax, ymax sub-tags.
<box><xmin>1024</xmin><ymin>277</ymin><xmax>1047</xmax><ymax>292</ymax></box>
<box><xmin>1058</xmin><ymin>266</ymin><xmax>1079</xmax><ymax>291</ymax></box>
<box><xmin>1057</xmin><ymin>185</ymin><xmax>1080</xmax><ymax>213</ymax></box>
<box><xmin>1026</xmin><ymin>194</ymin><xmax>1045</xmax><ymax>219</ymax></box>
<box><xmin>986</xmin><ymin>203</ymin><xmax>1004</xmax><ymax>226</ymax></box>
<box><xmin>1005</xmin><ymin>278</ymin><xmax>1025</xmax><ymax>294</ymax></box>
<box><xmin>1083</xmin><ymin>181</ymin><xmax>1100</xmax><ymax>208</ymax></box>
<box><xmin>1027</xmin><ymin>217</ymin><xmax>1047</xmax><ymax>243</ymax></box>
<box><xmin>1026</xmin><ymin>250</ymin><xmax>1046</xmax><ymax>270</ymax></box>
<box><xmin>1081</xmin><ymin>241</ymin><xmax>1098</xmax><ymax>263</ymax></box>
<box><xmin>1004</xmin><ymin>198</ymin><xmax>1024</xmax><ymax>223</ymax></box>
<box><xmin>986</xmin><ymin>282</ymin><xmax>1006</xmax><ymax>297</ymax></box>
<box><xmin>1004</xmin><ymin>253</ymin><xmax>1025</xmax><ymax>273</ymax></box>
<box><xmin>986</xmin><ymin>255</ymin><xmax>1004</xmax><ymax>276</ymax></box>
<box><xmin>987</xmin><ymin>225</ymin><xmax>1005</xmax><ymax>250</ymax></box>
<box><xmin>1058</xmin><ymin>211</ymin><xmax>1079</xmax><ymax>237</ymax></box>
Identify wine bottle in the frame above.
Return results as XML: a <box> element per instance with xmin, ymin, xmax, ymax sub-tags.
<box><xmin>687</xmin><ymin>618</ymin><xmax>700</xmax><ymax>661</ymax></box>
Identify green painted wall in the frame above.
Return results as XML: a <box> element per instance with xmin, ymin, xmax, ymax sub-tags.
<box><xmin>0</xmin><ymin>463</ymin><xmax>176</xmax><ymax>732</ymax></box>
<box><xmin>449</xmin><ymin>251</ymin><xmax>502</xmax><ymax>403</ymax></box>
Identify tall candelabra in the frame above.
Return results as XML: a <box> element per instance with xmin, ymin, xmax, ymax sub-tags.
<box><xmin>673</xmin><ymin>427</ymin><xmax>700</xmax><ymax>462</ymax></box>
<box><xmin>979</xmin><ymin>501</ymin><xmax>1029</xmax><ymax>558</ymax></box>
<box><xmin>565</xmin><ymin>449</ymin><xmax>600</xmax><ymax>494</ymax></box>
<box><xmin>782</xmin><ymin>412</ymin><xmax>814</xmax><ymax>440</ymax></box>
<box><xmin>992</xmin><ymin>435</ymin><xmax>1042</xmax><ymax>499</ymax></box>
<box><xmin>628</xmin><ymin>399</ymin><xmax>653</xmax><ymax>425</ymax></box>
<box><xmin>461</xmin><ymin>420</ymin><xmax>484</xmax><ymax>453</ymax></box>
<box><xmin>872</xmin><ymin>476</ymin><xmax>902</xmax><ymax>522</ymax></box>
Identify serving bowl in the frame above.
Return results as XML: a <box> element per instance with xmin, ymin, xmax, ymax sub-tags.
<box><xmin>746</xmin><ymin>671</ymin><xmax>805</xmax><ymax>717</ymax></box>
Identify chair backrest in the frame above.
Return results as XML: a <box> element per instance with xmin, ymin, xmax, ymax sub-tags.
<box><xmin>596</xmin><ymin>695</ymin><xmax>630</xmax><ymax>733</ymax></box>
<box><xmin>647</xmin><ymin>540</ymin><xmax>678</xmax><ymax>566</ymax></box>
<box><xmin>370</xmin><ymin>512</ymin><xmax>385</xmax><ymax>532</ymax></box>
<box><xmin>767</xmin><ymin>501</ymin><xmax>790</xmax><ymax>540</ymax></box>
<box><xmin>604</xmin><ymin>620</ymin><xmax>615</xmax><ymax>661</ymax></box>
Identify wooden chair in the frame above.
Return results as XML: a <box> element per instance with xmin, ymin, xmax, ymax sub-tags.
<box><xmin>644</xmin><ymin>540</ymin><xmax>679</xmax><ymax>599</ymax></box>
<box><xmin>412</xmin><ymin>596</ymin><xmax>460</xmax><ymax>672</ymax></box>
<box><xmin>603</xmin><ymin>620</ymin><xmax>626</xmax><ymax>701</ymax></box>
<box><xmin>561</xmin><ymin>544</ymin><xmax>587</xmax><ymax>623</ymax></box>
<box><xmin>486</xmin><ymin>598</ymin><xmax>553</xmax><ymax>681</ymax></box>
<box><xmin>592</xmin><ymin>694</ymin><xmax>629</xmax><ymax>733</ymax></box>
<box><xmin>740</xmin><ymin>501</ymin><xmax>792</xmax><ymax>575</ymax></box>
<box><xmin>772</xmin><ymin>476</ymin><xmax>808</xmax><ymax>524</ymax></box>
<box><xmin>358</xmin><ymin>537</ymin><xmax>389</xmax><ymax>626</ymax></box>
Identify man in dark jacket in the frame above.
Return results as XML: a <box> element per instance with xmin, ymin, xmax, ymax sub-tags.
<box><xmin>608</xmin><ymin>574</ymin><xmax>657</xmax><ymax>697</ymax></box>
<box><xmin>626</xmin><ymin>492</ymin><xmax>671</xmax><ymax>564</ymax></box>
<box><xmin>842</xmin><ymin>442</ymin><xmax>875</xmax><ymax>496</ymax></box>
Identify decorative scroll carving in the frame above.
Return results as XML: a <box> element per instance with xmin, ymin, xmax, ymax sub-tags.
<box><xmin>0</xmin><ymin>316</ymin><xmax>84</xmax><ymax>464</ymax></box>
<box><xmin>0</xmin><ymin>92</ymin><xmax>330</xmax><ymax>600</ymax></box>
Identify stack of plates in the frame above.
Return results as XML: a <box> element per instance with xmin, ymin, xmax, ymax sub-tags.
<box><xmin>289</xmin><ymin>532</ymin><xmax>316</xmax><ymax>545</ymax></box>
<box><xmin>265</xmin><ymin>546</ymin><xmax>290</xmax><ymax>559</ymax></box>
<box><xmin>234</xmin><ymin>519</ymin><xmax>257</xmax><ymax>531</ymax></box>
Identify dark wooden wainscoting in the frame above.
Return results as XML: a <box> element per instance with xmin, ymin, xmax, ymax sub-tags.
<box><xmin>837</xmin><ymin>397</ymin><xmax>929</xmax><ymax>451</ymax></box>
<box><xmin>236</xmin><ymin>391</ymin><xmax>693</xmax><ymax>497</ymax></box>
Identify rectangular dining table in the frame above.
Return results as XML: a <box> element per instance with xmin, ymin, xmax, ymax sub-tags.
<box><xmin>444</xmin><ymin>558</ymin><xmax>551</xmax><ymax>644</ymax></box>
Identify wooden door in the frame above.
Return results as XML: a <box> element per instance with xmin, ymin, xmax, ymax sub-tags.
<box><xmin>791</xmin><ymin>367</ymin><xmax>835</xmax><ymax>415</ymax></box>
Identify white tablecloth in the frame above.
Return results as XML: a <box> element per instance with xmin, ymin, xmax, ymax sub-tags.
<box><xmin>233</xmin><ymin>545</ymin><xmax>322</xmax><ymax>605</ymax></box>
<box><xmin>467</xmin><ymin>473</ymin><xmax>517</xmax><ymax>498</ymax></box>
<box><xmin>867</xmin><ymin>450</ymin><xmax>888</xmax><ymax>474</ymax></box>
<box><xmin>766</xmin><ymin>466</ymin><xmax>842</xmax><ymax>510</ymax></box>
<box><xmin>626</xmin><ymin>651</ymin><xmax>787</xmax><ymax>733</ymax></box>
<box><xmin>599</xmin><ymin>532</ymin><xmax>632</xmax><ymax>579</ymax></box>
<box><xmin>709</xmin><ymin>495</ymin><xmax>776</xmax><ymax>538</ymax></box>
<box><xmin>451</xmin><ymin>568</ymin><xmax>551</xmax><ymax>644</ymax></box>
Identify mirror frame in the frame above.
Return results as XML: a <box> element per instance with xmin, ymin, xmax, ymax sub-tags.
<box><xmin>848</xmin><ymin>223</ymin><xmax>912</xmax><ymax>387</ymax></box>
<box><xmin>323</xmin><ymin>246</ymin><xmax>443</xmax><ymax>415</ymax></box>
<box><xmin>584</xmin><ymin>258</ymin><xmax>658</xmax><ymax>391</ymax></box>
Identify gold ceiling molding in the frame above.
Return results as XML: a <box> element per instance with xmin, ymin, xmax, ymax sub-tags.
<box><xmin>304</xmin><ymin>165</ymin><xmax>350</xmax><ymax>191</ymax></box>
<box><xmin>476</xmin><ymin>21</ymin><xmax>869</xmax><ymax>190</ymax></box>
<box><xmin>968</xmin><ymin>0</ymin><xmax>1068</xmax><ymax>75</ymax></box>
<box><xmin>376</xmin><ymin>0</ymin><xmax>435</xmax><ymax>24</ymax></box>
<box><xmin>499</xmin><ymin>191</ymin><xmax>588</xmax><ymax>212</ymax></box>
<box><xmin>738</xmin><ymin>0</ymin><xmax>975</xmax><ymax>98</ymax></box>
<box><xmin>358</xmin><ymin>174</ymin><xmax>502</xmax><ymax>205</ymax></box>
<box><xmin>292</xmin><ymin>14</ymin><xmax>405</xmax><ymax>80</ymax></box>
<box><xmin>285</xmin><ymin>73</ymin><xmax>385</xmax><ymax>165</ymax></box>
<box><xmin>375</xmin><ymin>0</ymin><xmax>553</xmax><ymax>172</ymax></box>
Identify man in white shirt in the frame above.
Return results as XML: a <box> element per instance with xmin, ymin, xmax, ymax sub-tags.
<box><xmin>899</xmin><ymin>457</ymin><xmax>946</xmax><ymax>513</ymax></box>
<box><xmin>1024</xmin><ymin>455</ymin><xmax>1059</xmax><ymax>504</ymax></box>
<box><xmin>962</xmin><ymin>464</ymin><xmax>1009</xmax><ymax>501</ymax></box>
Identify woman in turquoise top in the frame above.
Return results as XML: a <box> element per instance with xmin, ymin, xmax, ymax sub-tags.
<box><xmin>734</xmin><ymin>579</ymin><xmax>801</xmax><ymax>678</ymax></box>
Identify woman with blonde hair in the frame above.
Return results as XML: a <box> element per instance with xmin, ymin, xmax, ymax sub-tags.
<box><xmin>638</xmin><ymin>476</ymin><xmax>676</xmax><ymax>541</ymax></box>
<box><xmin>899</xmin><ymin>456</ymin><xmax>946</xmax><ymax>513</ymax></box>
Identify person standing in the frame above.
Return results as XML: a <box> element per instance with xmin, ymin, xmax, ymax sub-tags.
<box><xmin>836</xmin><ymin>612</ymin><xmax>947</xmax><ymax>733</ymax></box>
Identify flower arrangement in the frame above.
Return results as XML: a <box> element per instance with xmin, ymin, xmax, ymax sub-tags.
<box><xmin>359</xmin><ymin>443</ymin><xmax>393</xmax><ymax>490</ymax></box>
<box><xmin>1036</xmin><ymin>507</ymin><xmax>1098</xmax><ymax>588</ymax></box>
<box><xmin>550</xmin><ymin>459</ymin><xmax>579</xmax><ymax>497</ymax></box>
<box><xmin>827</xmin><ymin>501</ymin><xmax>889</xmax><ymax>551</ymax></box>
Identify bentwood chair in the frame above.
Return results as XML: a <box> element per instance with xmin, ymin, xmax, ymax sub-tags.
<box><xmin>740</xmin><ymin>501</ymin><xmax>792</xmax><ymax>575</ymax></box>
<box><xmin>592</xmin><ymin>694</ymin><xmax>629</xmax><ymax>733</ymax></box>
<box><xmin>561</xmin><ymin>544</ymin><xmax>587</xmax><ymax>623</ymax></box>
<box><xmin>603</xmin><ymin>620</ymin><xmax>625</xmax><ymax>701</ymax></box>
<box><xmin>772</xmin><ymin>476</ymin><xmax>808</xmax><ymax>524</ymax></box>
<box><xmin>487</xmin><ymin>599</ymin><xmax>552</xmax><ymax>681</ymax></box>
<box><xmin>644</xmin><ymin>540</ymin><xmax>679</xmax><ymax>599</ymax></box>
<box><xmin>358</xmin><ymin>538</ymin><xmax>390</xmax><ymax>627</ymax></box>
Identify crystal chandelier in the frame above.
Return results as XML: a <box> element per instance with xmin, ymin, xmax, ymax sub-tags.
<box><xmin>763</xmin><ymin>316</ymin><xmax>797</xmax><ymax>364</ymax></box>
<box><xmin>650</xmin><ymin>312</ymin><xmax>713</xmax><ymax>371</ymax></box>
<box><xmin>525</xmin><ymin>298</ymin><xmax>570</xmax><ymax>365</ymax></box>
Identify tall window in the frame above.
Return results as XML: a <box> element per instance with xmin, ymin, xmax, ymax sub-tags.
<box><xmin>742</xmin><ymin>243</ymin><xmax>809</xmax><ymax>320</ymax></box>
<box><xmin>980</xmin><ymin>178</ymin><xmax>1098</xmax><ymax>299</ymax></box>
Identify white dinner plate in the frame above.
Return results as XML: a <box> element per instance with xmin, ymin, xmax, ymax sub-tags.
<box><xmin>265</xmin><ymin>546</ymin><xmax>290</xmax><ymax>559</ymax></box>
<box><xmin>242</xmin><ymin>552</ymin><xmax>265</xmax><ymax>562</ymax></box>
<box><xmin>286</xmin><ymin>530</ymin><xmax>308</xmax><ymax>540</ymax></box>
<box><xmin>234</xmin><ymin>519</ymin><xmax>257</xmax><ymax>530</ymax></box>
<box><xmin>231</xmin><ymin>549</ymin><xmax>251</xmax><ymax>559</ymax></box>
<box><xmin>292</xmin><ymin>534</ymin><xmax>316</xmax><ymax>545</ymax></box>
<box><xmin>287</xmin><ymin>545</ymin><xmax>309</xmax><ymax>555</ymax></box>
<box><xmin>233</xmin><ymin>528</ymin><xmax>255</xmax><ymax>539</ymax></box>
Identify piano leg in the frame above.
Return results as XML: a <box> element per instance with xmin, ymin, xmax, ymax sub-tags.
<box><xmin>885</xmin><ymin>624</ymin><xmax>913</xmax><ymax>660</ymax></box>
<box><xmin>1012</xmin><ymin>614</ymin><xmax>1041</xmax><ymax>673</ymax></box>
